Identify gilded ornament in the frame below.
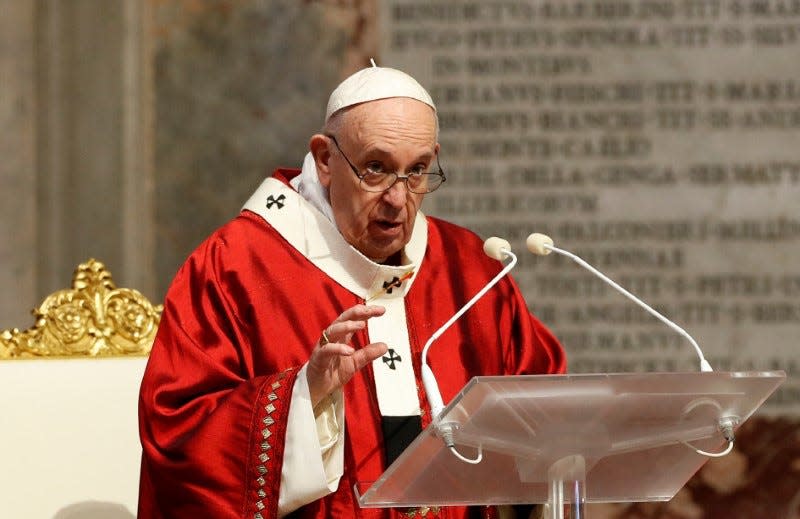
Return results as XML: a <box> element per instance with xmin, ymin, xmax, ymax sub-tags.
<box><xmin>0</xmin><ymin>259</ymin><xmax>162</xmax><ymax>358</ymax></box>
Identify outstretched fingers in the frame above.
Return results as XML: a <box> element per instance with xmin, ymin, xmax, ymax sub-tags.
<box><xmin>321</xmin><ymin>304</ymin><xmax>386</xmax><ymax>345</ymax></box>
<box><xmin>352</xmin><ymin>341</ymin><xmax>389</xmax><ymax>370</ymax></box>
<box><xmin>321</xmin><ymin>320</ymin><xmax>365</xmax><ymax>346</ymax></box>
<box><xmin>335</xmin><ymin>304</ymin><xmax>386</xmax><ymax>324</ymax></box>
<box><xmin>313</xmin><ymin>342</ymin><xmax>355</xmax><ymax>359</ymax></box>
<box><xmin>307</xmin><ymin>305</ymin><xmax>388</xmax><ymax>406</ymax></box>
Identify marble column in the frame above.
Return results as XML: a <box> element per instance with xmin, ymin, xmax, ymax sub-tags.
<box><xmin>36</xmin><ymin>0</ymin><xmax>155</xmax><ymax>304</ymax></box>
<box><xmin>0</xmin><ymin>0</ymin><xmax>154</xmax><ymax>329</ymax></box>
<box><xmin>0</xmin><ymin>0</ymin><xmax>37</xmax><ymax>328</ymax></box>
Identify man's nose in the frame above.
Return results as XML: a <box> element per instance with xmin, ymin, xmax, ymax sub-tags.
<box><xmin>382</xmin><ymin>179</ymin><xmax>410</xmax><ymax>207</ymax></box>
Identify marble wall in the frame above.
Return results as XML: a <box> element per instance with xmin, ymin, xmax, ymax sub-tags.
<box><xmin>151</xmin><ymin>0</ymin><xmax>377</xmax><ymax>295</ymax></box>
<box><xmin>380</xmin><ymin>0</ymin><xmax>800</xmax><ymax>416</ymax></box>
<box><xmin>0</xmin><ymin>0</ymin><xmax>374</xmax><ymax>326</ymax></box>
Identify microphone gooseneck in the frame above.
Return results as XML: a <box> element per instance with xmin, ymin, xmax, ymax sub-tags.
<box><xmin>526</xmin><ymin>233</ymin><xmax>713</xmax><ymax>372</ymax></box>
<box><xmin>421</xmin><ymin>237</ymin><xmax>518</xmax><ymax>423</ymax></box>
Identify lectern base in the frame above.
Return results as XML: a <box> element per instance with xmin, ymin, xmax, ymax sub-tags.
<box><xmin>546</xmin><ymin>455</ymin><xmax>586</xmax><ymax>519</ymax></box>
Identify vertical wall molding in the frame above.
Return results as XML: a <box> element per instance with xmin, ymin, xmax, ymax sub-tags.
<box><xmin>35</xmin><ymin>0</ymin><xmax>67</xmax><ymax>299</ymax></box>
<box><xmin>121</xmin><ymin>0</ymin><xmax>155</xmax><ymax>299</ymax></box>
<box><xmin>0</xmin><ymin>0</ymin><xmax>155</xmax><ymax>329</ymax></box>
<box><xmin>34</xmin><ymin>0</ymin><xmax>155</xmax><ymax>308</ymax></box>
<box><xmin>0</xmin><ymin>0</ymin><xmax>38</xmax><ymax>328</ymax></box>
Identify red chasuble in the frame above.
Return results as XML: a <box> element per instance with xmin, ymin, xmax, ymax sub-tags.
<box><xmin>138</xmin><ymin>169</ymin><xmax>566</xmax><ymax>519</ymax></box>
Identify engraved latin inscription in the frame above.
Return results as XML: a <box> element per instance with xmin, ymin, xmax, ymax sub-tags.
<box><xmin>382</xmin><ymin>0</ymin><xmax>800</xmax><ymax>412</ymax></box>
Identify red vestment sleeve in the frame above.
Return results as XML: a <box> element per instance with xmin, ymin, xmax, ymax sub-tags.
<box><xmin>138</xmin><ymin>235</ymin><xmax>300</xmax><ymax>519</ymax></box>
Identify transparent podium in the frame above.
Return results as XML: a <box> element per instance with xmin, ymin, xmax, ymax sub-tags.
<box><xmin>356</xmin><ymin>371</ymin><xmax>785</xmax><ymax>518</ymax></box>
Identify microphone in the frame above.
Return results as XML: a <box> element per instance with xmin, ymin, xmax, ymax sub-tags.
<box><xmin>483</xmin><ymin>236</ymin><xmax>512</xmax><ymax>260</ymax></box>
<box><xmin>526</xmin><ymin>233</ymin><xmax>713</xmax><ymax>372</ymax></box>
<box><xmin>526</xmin><ymin>233</ymin><xmax>553</xmax><ymax>256</ymax></box>
<box><xmin>421</xmin><ymin>237</ymin><xmax>517</xmax><ymax>424</ymax></box>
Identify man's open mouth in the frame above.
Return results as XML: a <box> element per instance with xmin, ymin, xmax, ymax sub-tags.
<box><xmin>374</xmin><ymin>220</ymin><xmax>402</xmax><ymax>231</ymax></box>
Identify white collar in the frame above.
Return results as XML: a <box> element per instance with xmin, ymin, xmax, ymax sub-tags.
<box><xmin>289</xmin><ymin>152</ymin><xmax>336</xmax><ymax>224</ymax></box>
<box><xmin>242</xmin><ymin>175</ymin><xmax>427</xmax><ymax>299</ymax></box>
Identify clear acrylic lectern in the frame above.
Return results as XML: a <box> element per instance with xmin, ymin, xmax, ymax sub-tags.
<box><xmin>356</xmin><ymin>371</ymin><xmax>785</xmax><ymax>518</ymax></box>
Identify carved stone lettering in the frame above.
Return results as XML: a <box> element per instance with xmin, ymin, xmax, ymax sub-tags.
<box><xmin>381</xmin><ymin>0</ymin><xmax>800</xmax><ymax>414</ymax></box>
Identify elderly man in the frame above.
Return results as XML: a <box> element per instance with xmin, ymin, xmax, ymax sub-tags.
<box><xmin>138</xmin><ymin>66</ymin><xmax>565</xmax><ymax>519</ymax></box>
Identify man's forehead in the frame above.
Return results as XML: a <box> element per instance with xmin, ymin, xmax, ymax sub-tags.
<box><xmin>343</xmin><ymin>98</ymin><xmax>437</xmax><ymax>143</ymax></box>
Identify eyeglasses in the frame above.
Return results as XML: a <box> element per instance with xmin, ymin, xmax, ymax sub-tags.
<box><xmin>326</xmin><ymin>134</ymin><xmax>446</xmax><ymax>194</ymax></box>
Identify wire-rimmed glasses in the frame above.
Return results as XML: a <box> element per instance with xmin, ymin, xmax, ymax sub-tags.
<box><xmin>326</xmin><ymin>134</ymin><xmax>446</xmax><ymax>194</ymax></box>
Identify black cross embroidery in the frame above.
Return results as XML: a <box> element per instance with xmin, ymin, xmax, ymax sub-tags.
<box><xmin>266</xmin><ymin>194</ymin><xmax>286</xmax><ymax>209</ymax></box>
<box><xmin>382</xmin><ymin>276</ymin><xmax>403</xmax><ymax>294</ymax></box>
<box><xmin>382</xmin><ymin>349</ymin><xmax>402</xmax><ymax>370</ymax></box>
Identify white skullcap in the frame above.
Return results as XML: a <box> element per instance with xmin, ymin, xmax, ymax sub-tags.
<box><xmin>325</xmin><ymin>63</ymin><xmax>436</xmax><ymax>121</ymax></box>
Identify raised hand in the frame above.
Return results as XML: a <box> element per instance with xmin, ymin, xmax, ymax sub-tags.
<box><xmin>306</xmin><ymin>304</ymin><xmax>388</xmax><ymax>407</ymax></box>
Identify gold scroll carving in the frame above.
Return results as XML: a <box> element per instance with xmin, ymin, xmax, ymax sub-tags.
<box><xmin>0</xmin><ymin>259</ymin><xmax>162</xmax><ymax>358</ymax></box>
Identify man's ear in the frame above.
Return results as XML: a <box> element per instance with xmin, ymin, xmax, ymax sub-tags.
<box><xmin>309</xmin><ymin>134</ymin><xmax>332</xmax><ymax>188</ymax></box>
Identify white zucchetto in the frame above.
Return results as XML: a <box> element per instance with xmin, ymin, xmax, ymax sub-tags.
<box><xmin>325</xmin><ymin>63</ymin><xmax>436</xmax><ymax>122</ymax></box>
